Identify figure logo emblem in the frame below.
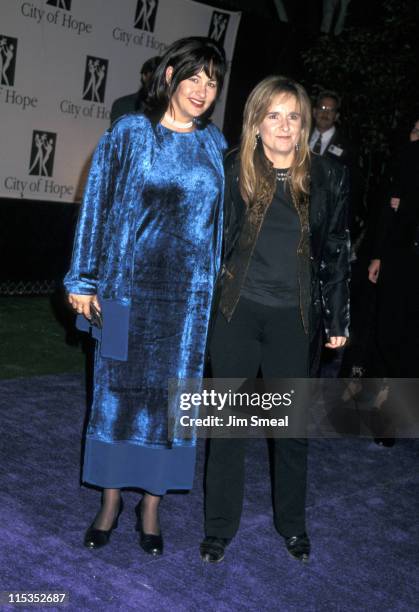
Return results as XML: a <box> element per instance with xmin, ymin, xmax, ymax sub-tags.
<box><xmin>46</xmin><ymin>0</ymin><xmax>72</xmax><ymax>10</ymax></box>
<box><xmin>0</xmin><ymin>36</ymin><xmax>17</xmax><ymax>86</ymax></box>
<box><xmin>82</xmin><ymin>56</ymin><xmax>108</xmax><ymax>103</ymax></box>
<box><xmin>29</xmin><ymin>131</ymin><xmax>57</xmax><ymax>177</ymax></box>
<box><xmin>208</xmin><ymin>11</ymin><xmax>230</xmax><ymax>46</ymax></box>
<box><xmin>134</xmin><ymin>0</ymin><xmax>158</xmax><ymax>32</ymax></box>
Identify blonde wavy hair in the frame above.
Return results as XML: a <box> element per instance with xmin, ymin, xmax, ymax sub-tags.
<box><xmin>239</xmin><ymin>76</ymin><xmax>312</xmax><ymax>208</ymax></box>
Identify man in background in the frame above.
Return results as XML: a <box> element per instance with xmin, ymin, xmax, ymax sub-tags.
<box><xmin>110</xmin><ymin>56</ymin><xmax>160</xmax><ymax>124</ymax></box>
<box><xmin>310</xmin><ymin>90</ymin><xmax>353</xmax><ymax>164</ymax></box>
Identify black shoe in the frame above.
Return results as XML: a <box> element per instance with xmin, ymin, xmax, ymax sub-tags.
<box><xmin>284</xmin><ymin>532</ymin><xmax>310</xmax><ymax>562</ymax></box>
<box><xmin>200</xmin><ymin>536</ymin><xmax>231</xmax><ymax>563</ymax></box>
<box><xmin>374</xmin><ymin>437</ymin><xmax>395</xmax><ymax>447</ymax></box>
<box><xmin>135</xmin><ymin>500</ymin><xmax>163</xmax><ymax>556</ymax></box>
<box><xmin>84</xmin><ymin>498</ymin><xmax>124</xmax><ymax>549</ymax></box>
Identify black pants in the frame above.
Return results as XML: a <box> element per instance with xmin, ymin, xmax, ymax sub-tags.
<box><xmin>375</xmin><ymin>249</ymin><xmax>419</xmax><ymax>377</ymax></box>
<box><xmin>205</xmin><ymin>297</ymin><xmax>309</xmax><ymax>538</ymax></box>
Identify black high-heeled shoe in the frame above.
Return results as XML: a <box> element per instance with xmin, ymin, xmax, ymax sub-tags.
<box><xmin>135</xmin><ymin>499</ymin><xmax>163</xmax><ymax>556</ymax></box>
<box><xmin>84</xmin><ymin>498</ymin><xmax>124</xmax><ymax>549</ymax></box>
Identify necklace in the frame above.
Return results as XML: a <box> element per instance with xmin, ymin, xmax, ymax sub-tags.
<box><xmin>164</xmin><ymin>113</ymin><xmax>193</xmax><ymax>129</ymax></box>
<box><xmin>276</xmin><ymin>169</ymin><xmax>289</xmax><ymax>182</ymax></box>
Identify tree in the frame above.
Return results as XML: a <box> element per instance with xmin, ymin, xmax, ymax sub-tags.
<box><xmin>301</xmin><ymin>0</ymin><xmax>419</xmax><ymax>200</ymax></box>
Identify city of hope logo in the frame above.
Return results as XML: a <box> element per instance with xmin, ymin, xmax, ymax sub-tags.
<box><xmin>29</xmin><ymin>131</ymin><xmax>57</xmax><ymax>177</ymax></box>
<box><xmin>0</xmin><ymin>35</ymin><xmax>17</xmax><ymax>86</ymax></box>
<box><xmin>82</xmin><ymin>56</ymin><xmax>108</xmax><ymax>103</ymax></box>
<box><xmin>134</xmin><ymin>0</ymin><xmax>158</xmax><ymax>32</ymax></box>
<box><xmin>208</xmin><ymin>11</ymin><xmax>230</xmax><ymax>46</ymax></box>
<box><xmin>46</xmin><ymin>0</ymin><xmax>72</xmax><ymax>10</ymax></box>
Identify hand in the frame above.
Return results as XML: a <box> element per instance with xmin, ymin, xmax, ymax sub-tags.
<box><xmin>368</xmin><ymin>259</ymin><xmax>381</xmax><ymax>284</ymax></box>
<box><xmin>390</xmin><ymin>197</ymin><xmax>400</xmax><ymax>210</ymax></box>
<box><xmin>68</xmin><ymin>293</ymin><xmax>100</xmax><ymax>319</ymax></box>
<box><xmin>325</xmin><ymin>336</ymin><xmax>347</xmax><ymax>349</ymax></box>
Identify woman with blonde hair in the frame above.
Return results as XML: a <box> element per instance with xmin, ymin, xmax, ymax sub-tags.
<box><xmin>200</xmin><ymin>75</ymin><xmax>350</xmax><ymax>564</ymax></box>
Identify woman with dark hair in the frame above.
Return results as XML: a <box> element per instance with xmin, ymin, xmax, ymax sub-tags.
<box><xmin>65</xmin><ymin>37</ymin><xmax>227</xmax><ymax>556</ymax></box>
<box><xmin>200</xmin><ymin>75</ymin><xmax>350</xmax><ymax>564</ymax></box>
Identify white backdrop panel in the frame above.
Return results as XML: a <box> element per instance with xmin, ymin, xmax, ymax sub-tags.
<box><xmin>0</xmin><ymin>0</ymin><xmax>240</xmax><ymax>202</ymax></box>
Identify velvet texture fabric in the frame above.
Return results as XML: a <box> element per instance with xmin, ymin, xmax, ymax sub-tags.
<box><xmin>64</xmin><ymin>116</ymin><xmax>226</xmax><ymax>479</ymax></box>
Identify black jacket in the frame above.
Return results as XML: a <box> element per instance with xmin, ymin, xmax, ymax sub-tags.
<box><xmin>110</xmin><ymin>89</ymin><xmax>147</xmax><ymax>125</ymax></box>
<box><xmin>372</xmin><ymin>140</ymin><xmax>419</xmax><ymax>259</ymax></box>
<box><xmin>313</xmin><ymin>127</ymin><xmax>364</xmax><ymax>244</ymax></box>
<box><xmin>216</xmin><ymin>152</ymin><xmax>351</xmax><ymax>376</ymax></box>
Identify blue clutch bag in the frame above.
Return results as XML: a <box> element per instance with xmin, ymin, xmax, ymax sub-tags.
<box><xmin>76</xmin><ymin>299</ymin><xmax>130</xmax><ymax>361</ymax></box>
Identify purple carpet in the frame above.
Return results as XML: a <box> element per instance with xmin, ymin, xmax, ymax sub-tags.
<box><xmin>1</xmin><ymin>374</ymin><xmax>418</xmax><ymax>611</ymax></box>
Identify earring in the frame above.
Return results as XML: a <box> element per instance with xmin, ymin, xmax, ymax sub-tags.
<box><xmin>295</xmin><ymin>142</ymin><xmax>300</xmax><ymax>151</ymax></box>
<box><xmin>254</xmin><ymin>133</ymin><xmax>260</xmax><ymax>151</ymax></box>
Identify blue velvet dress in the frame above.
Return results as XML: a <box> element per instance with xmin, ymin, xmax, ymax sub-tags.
<box><xmin>65</xmin><ymin>116</ymin><xmax>226</xmax><ymax>494</ymax></box>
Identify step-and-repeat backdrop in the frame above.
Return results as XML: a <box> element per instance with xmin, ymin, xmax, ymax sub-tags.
<box><xmin>0</xmin><ymin>0</ymin><xmax>240</xmax><ymax>203</ymax></box>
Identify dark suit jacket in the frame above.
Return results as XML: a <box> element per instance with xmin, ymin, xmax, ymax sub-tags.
<box><xmin>372</xmin><ymin>140</ymin><xmax>419</xmax><ymax>259</ymax></box>
<box><xmin>110</xmin><ymin>89</ymin><xmax>147</xmax><ymax>125</ymax></box>
<box><xmin>321</xmin><ymin>127</ymin><xmax>354</xmax><ymax>167</ymax></box>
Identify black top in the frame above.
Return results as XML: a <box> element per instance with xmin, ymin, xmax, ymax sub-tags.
<box><xmin>241</xmin><ymin>171</ymin><xmax>301</xmax><ymax>307</ymax></box>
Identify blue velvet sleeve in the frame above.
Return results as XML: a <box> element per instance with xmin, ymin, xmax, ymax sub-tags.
<box><xmin>209</xmin><ymin>122</ymin><xmax>228</xmax><ymax>154</ymax></box>
<box><xmin>64</xmin><ymin>131</ymin><xmax>119</xmax><ymax>295</ymax></box>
